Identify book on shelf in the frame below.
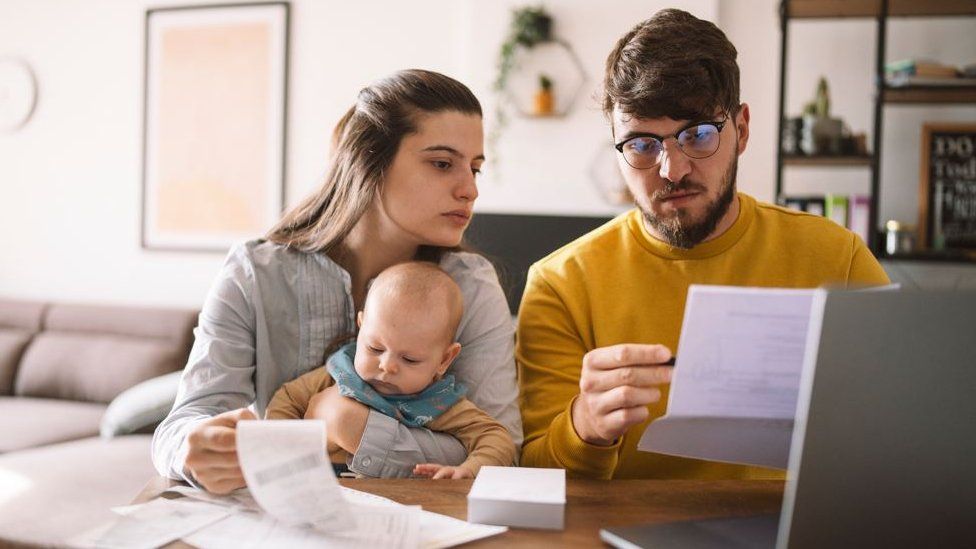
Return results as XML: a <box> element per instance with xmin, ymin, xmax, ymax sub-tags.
<box><xmin>780</xmin><ymin>194</ymin><xmax>871</xmax><ymax>244</ymax></box>
<box><xmin>886</xmin><ymin>74</ymin><xmax>976</xmax><ymax>88</ymax></box>
<box><xmin>782</xmin><ymin>195</ymin><xmax>825</xmax><ymax>217</ymax></box>
<box><xmin>849</xmin><ymin>195</ymin><xmax>870</xmax><ymax>245</ymax></box>
<box><xmin>885</xmin><ymin>59</ymin><xmax>959</xmax><ymax>78</ymax></box>
<box><xmin>825</xmin><ymin>194</ymin><xmax>849</xmax><ymax>228</ymax></box>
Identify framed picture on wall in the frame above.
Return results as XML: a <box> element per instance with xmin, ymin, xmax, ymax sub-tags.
<box><xmin>142</xmin><ymin>2</ymin><xmax>289</xmax><ymax>251</ymax></box>
<box><xmin>918</xmin><ymin>123</ymin><xmax>976</xmax><ymax>254</ymax></box>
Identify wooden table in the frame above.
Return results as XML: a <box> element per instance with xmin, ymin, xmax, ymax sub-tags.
<box><xmin>136</xmin><ymin>476</ymin><xmax>784</xmax><ymax>548</ymax></box>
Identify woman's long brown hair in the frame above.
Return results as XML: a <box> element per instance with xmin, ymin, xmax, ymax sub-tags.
<box><xmin>266</xmin><ymin>69</ymin><xmax>482</xmax><ymax>262</ymax></box>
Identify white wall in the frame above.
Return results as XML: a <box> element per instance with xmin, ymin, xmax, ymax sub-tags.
<box><xmin>0</xmin><ymin>0</ymin><xmax>472</xmax><ymax>307</ymax></box>
<box><xmin>1</xmin><ymin>0</ymin><xmax>974</xmax><ymax>307</ymax></box>
<box><xmin>459</xmin><ymin>0</ymin><xmax>716</xmax><ymax>215</ymax></box>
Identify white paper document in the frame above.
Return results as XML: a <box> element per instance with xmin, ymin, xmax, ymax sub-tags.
<box><xmin>177</xmin><ymin>485</ymin><xmax>501</xmax><ymax>549</ymax></box>
<box><xmin>236</xmin><ymin>419</ymin><xmax>355</xmax><ymax>532</ymax></box>
<box><xmin>68</xmin><ymin>498</ymin><xmax>230</xmax><ymax>549</ymax></box>
<box><xmin>639</xmin><ymin>285</ymin><xmax>816</xmax><ymax>469</ymax></box>
<box><xmin>183</xmin><ymin>502</ymin><xmax>421</xmax><ymax>549</ymax></box>
<box><xmin>78</xmin><ymin>419</ymin><xmax>503</xmax><ymax>549</ymax></box>
<box><xmin>340</xmin><ymin>487</ymin><xmax>508</xmax><ymax>549</ymax></box>
<box><xmin>164</xmin><ymin>484</ymin><xmax>261</xmax><ymax>512</ymax></box>
<box><xmin>668</xmin><ymin>286</ymin><xmax>815</xmax><ymax>419</ymax></box>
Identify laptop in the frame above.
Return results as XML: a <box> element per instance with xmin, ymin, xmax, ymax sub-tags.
<box><xmin>601</xmin><ymin>289</ymin><xmax>976</xmax><ymax>549</ymax></box>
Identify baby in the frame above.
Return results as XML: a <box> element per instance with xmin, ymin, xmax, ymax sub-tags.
<box><xmin>266</xmin><ymin>261</ymin><xmax>516</xmax><ymax>479</ymax></box>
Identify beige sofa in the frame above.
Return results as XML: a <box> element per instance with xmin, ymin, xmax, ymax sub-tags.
<box><xmin>0</xmin><ymin>298</ymin><xmax>197</xmax><ymax>547</ymax></box>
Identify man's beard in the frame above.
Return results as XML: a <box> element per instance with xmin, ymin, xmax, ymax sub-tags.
<box><xmin>640</xmin><ymin>154</ymin><xmax>738</xmax><ymax>249</ymax></box>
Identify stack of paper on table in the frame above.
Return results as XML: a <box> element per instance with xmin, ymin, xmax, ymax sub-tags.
<box><xmin>467</xmin><ymin>466</ymin><xmax>565</xmax><ymax>530</ymax></box>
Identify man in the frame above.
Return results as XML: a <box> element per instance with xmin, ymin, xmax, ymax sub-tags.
<box><xmin>516</xmin><ymin>9</ymin><xmax>889</xmax><ymax>480</ymax></box>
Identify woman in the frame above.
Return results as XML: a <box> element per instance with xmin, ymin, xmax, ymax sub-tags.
<box><xmin>152</xmin><ymin>70</ymin><xmax>522</xmax><ymax>494</ymax></box>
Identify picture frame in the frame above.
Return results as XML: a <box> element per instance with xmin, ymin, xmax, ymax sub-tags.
<box><xmin>918</xmin><ymin>123</ymin><xmax>976</xmax><ymax>253</ymax></box>
<box><xmin>141</xmin><ymin>2</ymin><xmax>289</xmax><ymax>251</ymax></box>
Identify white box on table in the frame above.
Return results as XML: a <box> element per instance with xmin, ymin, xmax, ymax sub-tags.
<box><xmin>467</xmin><ymin>466</ymin><xmax>565</xmax><ymax>530</ymax></box>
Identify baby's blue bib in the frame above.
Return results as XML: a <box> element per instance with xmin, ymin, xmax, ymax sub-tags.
<box><xmin>326</xmin><ymin>342</ymin><xmax>466</xmax><ymax>427</ymax></box>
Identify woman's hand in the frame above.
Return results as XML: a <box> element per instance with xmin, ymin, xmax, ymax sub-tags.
<box><xmin>413</xmin><ymin>463</ymin><xmax>474</xmax><ymax>479</ymax></box>
<box><xmin>305</xmin><ymin>385</ymin><xmax>369</xmax><ymax>454</ymax></box>
<box><xmin>184</xmin><ymin>408</ymin><xmax>256</xmax><ymax>494</ymax></box>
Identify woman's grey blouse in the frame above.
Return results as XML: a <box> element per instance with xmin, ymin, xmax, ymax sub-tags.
<box><xmin>151</xmin><ymin>240</ymin><xmax>523</xmax><ymax>480</ymax></box>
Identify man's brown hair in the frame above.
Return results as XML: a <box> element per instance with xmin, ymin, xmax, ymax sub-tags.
<box><xmin>603</xmin><ymin>9</ymin><xmax>739</xmax><ymax>123</ymax></box>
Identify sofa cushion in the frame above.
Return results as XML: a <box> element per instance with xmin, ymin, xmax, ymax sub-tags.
<box><xmin>0</xmin><ymin>331</ymin><xmax>32</xmax><ymax>396</ymax></box>
<box><xmin>44</xmin><ymin>303</ymin><xmax>196</xmax><ymax>342</ymax></box>
<box><xmin>0</xmin><ymin>299</ymin><xmax>45</xmax><ymax>331</ymax></box>
<box><xmin>12</xmin><ymin>303</ymin><xmax>197</xmax><ymax>403</ymax></box>
<box><xmin>0</xmin><ymin>435</ymin><xmax>155</xmax><ymax>547</ymax></box>
<box><xmin>100</xmin><ymin>370</ymin><xmax>182</xmax><ymax>438</ymax></box>
<box><xmin>15</xmin><ymin>333</ymin><xmax>190</xmax><ymax>404</ymax></box>
<box><xmin>0</xmin><ymin>397</ymin><xmax>107</xmax><ymax>453</ymax></box>
<box><xmin>0</xmin><ymin>299</ymin><xmax>45</xmax><ymax>397</ymax></box>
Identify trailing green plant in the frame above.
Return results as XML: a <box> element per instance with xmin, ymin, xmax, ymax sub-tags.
<box><xmin>489</xmin><ymin>5</ymin><xmax>554</xmax><ymax>165</ymax></box>
<box><xmin>494</xmin><ymin>6</ymin><xmax>553</xmax><ymax>94</ymax></box>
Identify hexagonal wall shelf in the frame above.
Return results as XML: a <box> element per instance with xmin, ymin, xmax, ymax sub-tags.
<box><xmin>502</xmin><ymin>39</ymin><xmax>587</xmax><ymax>118</ymax></box>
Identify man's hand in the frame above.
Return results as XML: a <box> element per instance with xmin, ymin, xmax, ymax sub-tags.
<box><xmin>571</xmin><ymin>344</ymin><xmax>673</xmax><ymax>446</ymax></box>
<box><xmin>413</xmin><ymin>463</ymin><xmax>474</xmax><ymax>479</ymax></box>
<box><xmin>184</xmin><ymin>408</ymin><xmax>256</xmax><ymax>494</ymax></box>
<box><xmin>305</xmin><ymin>385</ymin><xmax>369</xmax><ymax>454</ymax></box>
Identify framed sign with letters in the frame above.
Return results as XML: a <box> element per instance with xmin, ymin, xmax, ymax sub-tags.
<box><xmin>918</xmin><ymin>123</ymin><xmax>976</xmax><ymax>253</ymax></box>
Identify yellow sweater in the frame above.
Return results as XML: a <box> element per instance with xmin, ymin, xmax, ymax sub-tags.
<box><xmin>516</xmin><ymin>194</ymin><xmax>889</xmax><ymax>479</ymax></box>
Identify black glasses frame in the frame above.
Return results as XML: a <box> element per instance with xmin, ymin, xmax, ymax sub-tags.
<box><xmin>613</xmin><ymin>118</ymin><xmax>728</xmax><ymax>170</ymax></box>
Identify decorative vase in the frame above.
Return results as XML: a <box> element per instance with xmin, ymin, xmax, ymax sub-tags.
<box><xmin>533</xmin><ymin>74</ymin><xmax>554</xmax><ymax>115</ymax></box>
<box><xmin>801</xmin><ymin>115</ymin><xmax>843</xmax><ymax>155</ymax></box>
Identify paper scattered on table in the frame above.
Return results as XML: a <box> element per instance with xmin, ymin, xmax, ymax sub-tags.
<box><xmin>164</xmin><ymin>484</ymin><xmax>260</xmax><ymax>512</ymax></box>
<box><xmin>183</xmin><ymin>503</ymin><xmax>421</xmax><ymax>549</ymax></box>
<box><xmin>67</xmin><ymin>498</ymin><xmax>229</xmax><ymax>549</ymax></box>
<box><xmin>419</xmin><ymin>509</ymin><xmax>508</xmax><ymax>549</ymax></box>
<box><xmin>76</xmin><ymin>418</ymin><xmax>506</xmax><ymax>549</ymax></box>
<box><xmin>342</xmin><ymin>486</ymin><xmax>401</xmax><ymax>507</ymax></box>
<box><xmin>340</xmin><ymin>487</ymin><xmax>508</xmax><ymax>549</ymax></box>
<box><xmin>237</xmin><ymin>419</ymin><xmax>355</xmax><ymax>532</ymax></box>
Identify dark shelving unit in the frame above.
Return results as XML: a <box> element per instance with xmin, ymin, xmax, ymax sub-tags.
<box><xmin>775</xmin><ymin>0</ymin><xmax>976</xmax><ymax>263</ymax></box>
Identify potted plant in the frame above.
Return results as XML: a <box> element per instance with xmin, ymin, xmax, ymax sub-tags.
<box><xmin>534</xmin><ymin>74</ymin><xmax>554</xmax><ymax>115</ymax></box>
<box><xmin>800</xmin><ymin>77</ymin><xmax>844</xmax><ymax>156</ymax></box>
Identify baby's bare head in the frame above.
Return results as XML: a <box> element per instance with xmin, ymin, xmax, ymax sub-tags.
<box><xmin>363</xmin><ymin>261</ymin><xmax>463</xmax><ymax>344</ymax></box>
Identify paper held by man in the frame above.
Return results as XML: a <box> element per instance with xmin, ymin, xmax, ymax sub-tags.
<box><xmin>639</xmin><ymin>285</ymin><xmax>818</xmax><ymax>470</ymax></box>
<box><xmin>639</xmin><ymin>283</ymin><xmax>899</xmax><ymax>468</ymax></box>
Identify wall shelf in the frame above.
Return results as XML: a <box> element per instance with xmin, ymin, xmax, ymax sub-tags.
<box><xmin>788</xmin><ymin>0</ymin><xmax>976</xmax><ymax>19</ymax></box>
<box><xmin>881</xmin><ymin>250</ymin><xmax>976</xmax><ymax>263</ymax></box>
<box><xmin>882</xmin><ymin>86</ymin><xmax>976</xmax><ymax>104</ymax></box>
<box><xmin>783</xmin><ymin>154</ymin><xmax>873</xmax><ymax>167</ymax></box>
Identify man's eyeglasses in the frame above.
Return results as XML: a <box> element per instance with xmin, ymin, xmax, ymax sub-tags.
<box><xmin>613</xmin><ymin>118</ymin><xmax>727</xmax><ymax>170</ymax></box>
